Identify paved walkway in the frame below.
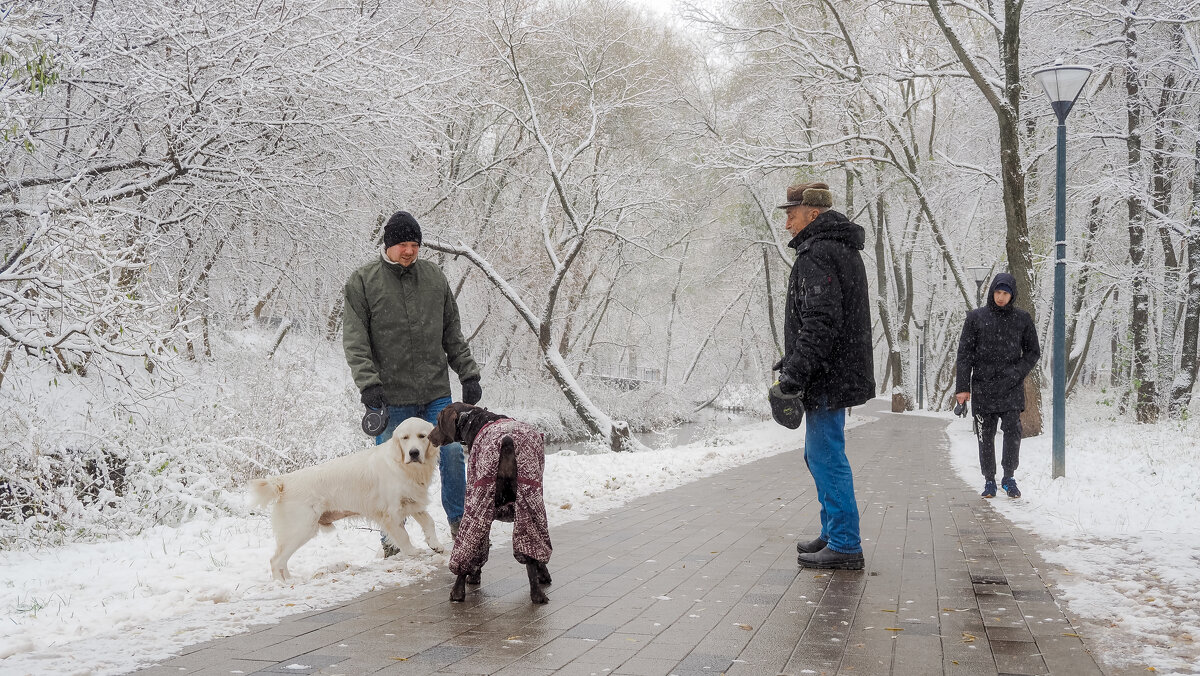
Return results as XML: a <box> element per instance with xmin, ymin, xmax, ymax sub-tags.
<box><xmin>138</xmin><ymin>401</ymin><xmax>1119</xmax><ymax>676</ymax></box>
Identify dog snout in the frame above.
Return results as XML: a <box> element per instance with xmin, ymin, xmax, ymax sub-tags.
<box><xmin>408</xmin><ymin>448</ymin><xmax>421</xmax><ymax>462</ymax></box>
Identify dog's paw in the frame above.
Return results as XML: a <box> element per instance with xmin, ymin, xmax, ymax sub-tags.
<box><xmin>530</xmin><ymin>588</ymin><xmax>549</xmax><ymax>604</ymax></box>
<box><xmin>450</xmin><ymin>575</ymin><xmax>468</xmax><ymax>602</ymax></box>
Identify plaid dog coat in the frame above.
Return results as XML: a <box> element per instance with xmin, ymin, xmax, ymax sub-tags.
<box><xmin>448</xmin><ymin>419</ymin><xmax>552</xmax><ymax>576</ymax></box>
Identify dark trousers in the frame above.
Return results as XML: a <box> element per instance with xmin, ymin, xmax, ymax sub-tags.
<box><xmin>974</xmin><ymin>410</ymin><xmax>1021</xmax><ymax>480</ymax></box>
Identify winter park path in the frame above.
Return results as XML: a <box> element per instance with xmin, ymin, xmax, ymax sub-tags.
<box><xmin>136</xmin><ymin>400</ymin><xmax>1121</xmax><ymax>676</ymax></box>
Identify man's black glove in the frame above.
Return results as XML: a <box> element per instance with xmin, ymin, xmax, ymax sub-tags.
<box><xmin>461</xmin><ymin>378</ymin><xmax>482</xmax><ymax>405</ymax></box>
<box><xmin>776</xmin><ymin>371</ymin><xmax>802</xmax><ymax>396</ymax></box>
<box><xmin>771</xmin><ymin>358</ymin><xmax>784</xmax><ymax>372</ymax></box>
<box><xmin>360</xmin><ymin>384</ymin><xmax>387</xmax><ymax>409</ymax></box>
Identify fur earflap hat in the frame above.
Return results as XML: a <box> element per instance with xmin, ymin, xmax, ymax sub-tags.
<box><xmin>383</xmin><ymin>210</ymin><xmax>422</xmax><ymax>248</ymax></box>
<box><xmin>776</xmin><ymin>182</ymin><xmax>834</xmax><ymax>210</ymax></box>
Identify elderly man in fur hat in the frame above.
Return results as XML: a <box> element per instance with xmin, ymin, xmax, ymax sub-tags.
<box><xmin>774</xmin><ymin>182</ymin><xmax>875</xmax><ymax>570</ymax></box>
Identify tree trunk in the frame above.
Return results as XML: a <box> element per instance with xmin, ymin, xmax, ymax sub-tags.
<box><xmin>1123</xmin><ymin>4</ymin><xmax>1157</xmax><ymax>423</ymax></box>
<box><xmin>0</xmin><ymin>345</ymin><xmax>12</xmax><ymax>391</ymax></box>
<box><xmin>869</xmin><ymin>196</ymin><xmax>909</xmax><ymax>411</ymax></box>
<box><xmin>1065</xmin><ymin>197</ymin><xmax>1105</xmax><ymax>396</ymax></box>
<box><xmin>326</xmin><ymin>295</ymin><xmax>344</xmax><ymax>342</ymax></box>
<box><xmin>1169</xmin><ymin>138</ymin><xmax>1200</xmax><ymax>416</ymax></box>
<box><xmin>665</xmin><ymin>242</ymin><xmax>691</xmax><ymax>383</ymax></box>
<box><xmin>999</xmin><ymin>1</ymin><xmax>1042</xmax><ymax>437</ymax></box>
<box><xmin>1065</xmin><ymin>197</ymin><xmax>1103</xmax><ymax>355</ymax></box>
<box><xmin>761</xmin><ymin>245</ymin><xmax>782</xmax><ymax>360</ymax></box>
<box><xmin>925</xmin><ymin>0</ymin><xmax>1041</xmax><ymax>433</ymax></box>
<box><xmin>1067</xmin><ymin>285</ymin><xmax>1117</xmax><ymax>397</ymax></box>
<box><xmin>266</xmin><ymin>319</ymin><xmax>293</xmax><ymax>359</ymax></box>
<box><xmin>1151</xmin><ymin>60</ymin><xmax>1182</xmax><ymax>413</ymax></box>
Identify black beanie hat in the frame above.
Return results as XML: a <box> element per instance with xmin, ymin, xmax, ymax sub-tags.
<box><xmin>383</xmin><ymin>211</ymin><xmax>422</xmax><ymax>248</ymax></box>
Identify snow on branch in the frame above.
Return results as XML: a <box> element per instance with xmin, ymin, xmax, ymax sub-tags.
<box><xmin>424</xmin><ymin>238</ymin><xmax>543</xmax><ymax>336</ymax></box>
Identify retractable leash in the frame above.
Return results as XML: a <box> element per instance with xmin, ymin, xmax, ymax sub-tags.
<box><xmin>362</xmin><ymin>406</ymin><xmax>390</xmax><ymax>437</ymax></box>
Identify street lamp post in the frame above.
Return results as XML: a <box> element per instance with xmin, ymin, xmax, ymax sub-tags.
<box><xmin>1032</xmin><ymin>60</ymin><xmax>1092</xmax><ymax>480</ymax></box>
<box><xmin>914</xmin><ymin>319</ymin><xmax>925</xmax><ymax>409</ymax></box>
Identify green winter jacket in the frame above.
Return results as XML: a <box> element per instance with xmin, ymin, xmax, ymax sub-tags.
<box><xmin>343</xmin><ymin>252</ymin><xmax>480</xmax><ymax>406</ymax></box>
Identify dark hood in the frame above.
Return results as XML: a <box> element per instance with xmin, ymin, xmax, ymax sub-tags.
<box><xmin>986</xmin><ymin>272</ymin><xmax>1018</xmax><ymax>311</ymax></box>
<box><xmin>788</xmin><ymin>210</ymin><xmax>866</xmax><ymax>251</ymax></box>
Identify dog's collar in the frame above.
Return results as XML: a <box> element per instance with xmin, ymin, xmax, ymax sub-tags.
<box><xmin>456</xmin><ymin>408</ymin><xmax>509</xmax><ymax>448</ymax></box>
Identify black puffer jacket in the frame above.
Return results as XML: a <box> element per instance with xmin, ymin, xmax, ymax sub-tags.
<box><xmin>781</xmin><ymin>210</ymin><xmax>875</xmax><ymax>410</ymax></box>
<box><xmin>954</xmin><ymin>272</ymin><xmax>1041</xmax><ymax>413</ymax></box>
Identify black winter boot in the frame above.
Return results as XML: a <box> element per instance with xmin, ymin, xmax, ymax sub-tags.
<box><xmin>797</xmin><ymin>546</ymin><xmax>865</xmax><ymax>570</ymax></box>
<box><xmin>796</xmin><ymin>537</ymin><xmax>828</xmax><ymax>555</ymax></box>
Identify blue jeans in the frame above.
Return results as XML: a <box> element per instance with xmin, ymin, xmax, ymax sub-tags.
<box><xmin>375</xmin><ymin>396</ymin><xmax>466</xmax><ymax>525</ymax></box>
<box><xmin>803</xmin><ymin>402</ymin><xmax>861</xmax><ymax>554</ymax></box>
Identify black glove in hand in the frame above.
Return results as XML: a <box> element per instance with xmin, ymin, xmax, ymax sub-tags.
<box><xmin>771</xmin><ymin>358</ymin><xmax>784</xmax><ymax>372</ymax></box>
<box><xmin>461</xmin><ymin>378</ymin><xmax>482</xmax><ymax>405</ymax></box>
<box><xmin>360</xmin><ymin>384</ymin><xmax>387</xmax><ymax>409</ymax></box>
<box><xmin>775</xmin><ymin>372</ymin><xmax>802</xmax><ymax>397</ymax></box>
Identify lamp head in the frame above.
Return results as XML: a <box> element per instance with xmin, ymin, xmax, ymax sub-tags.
<box><xmin>966</xmin><ymin>265</ymin><xmax>991</xmax><ymax>285</ymax></box>
<box><xmin>1032</xmin><ymin>60</ymin><xmax>1093</xmax><ymax>122</ymax></box>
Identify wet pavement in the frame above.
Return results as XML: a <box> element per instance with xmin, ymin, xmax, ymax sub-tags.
<box><xmin>136</xmin><ymin>400</ymin><xmax>1118</xmax><ymax>675</ymax></box>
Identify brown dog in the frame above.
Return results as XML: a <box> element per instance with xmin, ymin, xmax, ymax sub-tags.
<box><xmin>430</xmin><ymin>402</ymin><xmax>552</xmax><ymax>604</ymax></box>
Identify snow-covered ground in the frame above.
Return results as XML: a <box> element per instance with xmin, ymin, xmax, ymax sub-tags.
<box><xmin>5</xmin><ymin>378</ymin><xmax>1197</xmax><ymax>676</ymax></box>
<box><xmin>0</xmin><ymin>415</ymin><xmax>864</xmax><ymax>676</ymax></box>
<box><xmin>945</xmin><ymin>404</ymin><xmax>1200</xmax><ymax>675</ymax></box>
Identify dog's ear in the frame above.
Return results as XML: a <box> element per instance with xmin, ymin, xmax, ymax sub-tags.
<box><xmin>429</xmin><ymin>406</ymin><xmax>457</xmax><ymax>447</ymax></box>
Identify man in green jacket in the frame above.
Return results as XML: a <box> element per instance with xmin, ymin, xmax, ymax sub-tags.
<box><xmin>343</xmin><ymin>210</ymin><xmax>482</xmax><ymax>552</ymax></box>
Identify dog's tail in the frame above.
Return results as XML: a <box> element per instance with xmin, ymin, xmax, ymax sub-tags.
<box><xmin>498</xmin><ymin>436</ymin><xmax>517</xmax><ymax>475</ymax></box>
<box><xmin>248</xmin><ymin>476</ymin><xmax>285</xmax><ymax>508</ymax></box>
<box><xmin>495</xmin><ymin>436</ymin><xmax>518</xmax><ymax>508</ymax></box>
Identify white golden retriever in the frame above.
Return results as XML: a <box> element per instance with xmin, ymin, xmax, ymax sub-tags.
<box><xmin>249</xmin><ymin>417</ymin><xmax>444</xmax><ymax>581</ymax></box>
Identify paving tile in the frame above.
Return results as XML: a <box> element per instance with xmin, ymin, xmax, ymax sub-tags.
<box><xmin>609</xmin><ymin>655</ymin><xmax>676</xmax><ymax>676</ymax></box>
<box><xmin>307</xmin><ymin>654</ymin><xmax>401</xmax><ymax>674</ymax></box>
<box><xmin>674</xmin><ymin>651</ymin><xmax>735</xmax><ymax>672</ymax></box>
<box><xmin>990</xmin><ymin>638</ymin><xmax>1050</xmax><ymax>674</ymax></box>
<box><xmin>551</xmin><ymin>663</ymin><xmax>618</xmax><ymax>676</ymax></box>
<box><xmin>568</xmin><ymin>645</ymin><xmax>638</xmax><ymax>667</ymax></box>
<box><xmin>256</xmin><ymin>653</ymin><xmax>344</xmax><ymax>673</ymax></box>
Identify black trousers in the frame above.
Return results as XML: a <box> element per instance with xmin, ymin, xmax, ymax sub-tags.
<box><xmin>974</xmin><ymin>410</ymin><xmax>1021</xmax><ymax>480</ymax></box>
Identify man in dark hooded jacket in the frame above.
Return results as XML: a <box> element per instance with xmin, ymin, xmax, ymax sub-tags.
<box><xmin>954</xmin><ymin>272</ymin><xmax>1040</xmax><ymax>499</ymax></box>
<box><xmin>775</xmin><ymin>182</ymin><xmax>875</xmax><ymax>570</ymax></box>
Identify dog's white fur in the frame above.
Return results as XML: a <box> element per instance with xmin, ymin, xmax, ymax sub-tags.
<box><xmin>248</xmin><ymin>417</ymin><xmax>443</xmax><ymax>581</ymax></box>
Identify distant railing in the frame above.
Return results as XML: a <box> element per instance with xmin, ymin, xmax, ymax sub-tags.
<box><xmin>582</xmin><ymin>365</ymin><xmax>663</xmax><ymax>390</ymax></box>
